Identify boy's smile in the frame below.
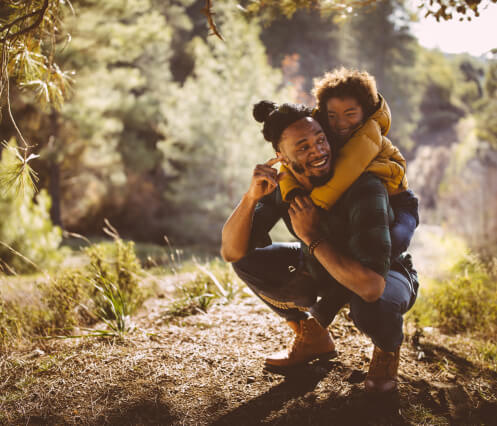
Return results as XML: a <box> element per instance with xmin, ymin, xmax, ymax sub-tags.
<box><xmin>326</xmin><ymin>96</ymin><xmax>365</xmax><ymax>143</ymax></box>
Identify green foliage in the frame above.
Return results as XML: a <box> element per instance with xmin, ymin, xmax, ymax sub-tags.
<box><xmin>416</xmin><ymin>0</ymin><xmax>497</xmax><ymax>22</ymax></box>
<box><xmin>479</xmin><ymin>341</ymin><xmax>497</xmax><ymax>363</ymax></box>
<box><xmin>90</xmin><ymin>278</ymin><xmax>134</xmax><ymax>337</ymax></box>
<box><xmin>160</xmin><ymin>0</ymin><xmax>285</xmax><ymax>244</ymax></box>
<box><xmin>337</xmin><ymin>0</ymin><xmax>420</xmax><ymax>150</ymax></box>
<box><xmin>0</xmin><ymin>139</ymin><xmax>62</xmax><ymax>273</ymax></box>
<box><xmin>36</xmin><ymin>271</ymin><xmax>86</xmax><ymax>335</ymax></box>
<box><xmin>1</xmin><ymin>0</ymin><xmax>199</xmax><ymax>241</ymax></box>
<box><xmin>85</xmin><ymin>238</ymin><xmax>145</xmax><ymax>321</ymax></box>
<box><xmin>167</xmin><ymin>279</ymin><xmax>216</xmax><ymax>318</ymax></box>
<box><xmin>0</xmin><ymin>0</ymin><xmax>72</xmax><ymax>109</ymax></box>
<box><xmin>260</xmin><ymin>9</ymin><xmax>341</xmax><ymax>95</ymax></box>
<box><xmin>475</xmin><ymin>59</ymin><xmax>497</xmax><ymax>148</ymax></box>
<box><xmin>0</xmin><ymin>141</ymin><xmax>39</xmax><ymax>197</ymax></box>
<box><xmin>164</xmin><ymin>259</ymin><xmax>241</xmax><ymax>320</ymax></box>
<box><xmin>411</xmin><ymin>255</ymin><xmax>497</xmax><ymax>335</ymax></box>
<box><xmin>0</xmin><ymin>237</ymin><xmax>149</xmax><ymax>346</ymax></box>
<box><xmin>413</xmin><ymin>49</ymin><xmax>477</xmax><ymax>139</ymax></box>
<box><xmin>241</xmin><ymin>0</ymin><xmax>497</xmax><ymax>22</ymax></box>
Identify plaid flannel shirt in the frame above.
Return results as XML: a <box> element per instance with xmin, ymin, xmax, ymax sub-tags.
<box><xmin>249</xmin><ymin>172</ymin><xmax>394</xmax><ymax>280</ymax></box>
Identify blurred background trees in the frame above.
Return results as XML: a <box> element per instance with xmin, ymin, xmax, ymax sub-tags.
<box><xmin>0</xmin><ymin>0</ymin><xmax>496</xmax><ymax>257</ymax></box>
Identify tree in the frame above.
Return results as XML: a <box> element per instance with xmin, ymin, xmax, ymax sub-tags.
<box><xmin>337</xmin><ymin>0</ymin><xmax>420</xmax><ymax>151</ymax></box>
<box><xmin>159</xmin><ymin>2</ymin><xmax>286</xmax><ymax>244</ymax></box>
<box><xmin>32</xmin><ymin>0</ymin><xmax>191</xmax><ymax>239</ymax></box>
<box><xmin>475</xmin><ymin>55</ymin><xmax>497</xmax><ymax>147</ymax></box>
<box><xmin>260</xmin><ymin>9</ymin><xmax>341</xmax><ymax>95</ymax></box>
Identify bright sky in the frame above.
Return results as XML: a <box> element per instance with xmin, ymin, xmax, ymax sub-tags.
<box><xmin>409</xmin><ymin>1</ymin><xmax>497</xmax><ymax>56</ymax></box>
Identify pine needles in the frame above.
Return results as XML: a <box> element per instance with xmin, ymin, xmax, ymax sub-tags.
<box><xmin>0</xmin><ymin>141</ymin><xmax>39</xmax><ymax>197</ymax></box>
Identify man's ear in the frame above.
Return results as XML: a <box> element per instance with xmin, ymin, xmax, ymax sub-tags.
<box><xmin>276</xmin><ymin>151</ymin><xmax>288</xmax><ymax>165</ymax></box>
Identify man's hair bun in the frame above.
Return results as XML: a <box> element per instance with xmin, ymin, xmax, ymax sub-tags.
<box><xmin>253</xmin><ymin>99</ymin><xmax>314</xmax><ymax>150</ymax></box>
<box><xmin>253</xmin><ymin>100</ymin><xmax>277</xmax><ymax>123</ymax></box>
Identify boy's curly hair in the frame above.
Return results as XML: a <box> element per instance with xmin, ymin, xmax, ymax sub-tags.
<box><xmin>312</xmin><ymin>68</ymin><xmax>380</xmax><ymax>118</ymax></box>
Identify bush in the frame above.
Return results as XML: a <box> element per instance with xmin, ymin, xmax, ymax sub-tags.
<box><xmin>85</xmin><ymin>238</ymin><xmax>145</xmax><ymax>321</ymax></box>
<box><xmin>0</xmin><ymin>235</ymin><xmax>149</xmax><ymax>347</ymax></box>
<box><xmin>411</xmin><ymin>255</ymin><xmax>497</xmax><ymax>335</ymax></box>
<box><xmin>164</xmin><ymin>259</ymin><xmax>242</xmax><ymax>320</ymax></box>
<box><xmin>37</xmin><ymin>271</ymin><xmax>87</xmax><ymax>335</ymax></box>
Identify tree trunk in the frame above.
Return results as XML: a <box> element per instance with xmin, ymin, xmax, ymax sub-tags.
<box><xmin>48</xmin><ymin>110</ymin><xmax>62</xmax><ymax>227</ymax></box>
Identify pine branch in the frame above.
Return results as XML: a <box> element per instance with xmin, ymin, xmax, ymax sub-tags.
<box><xmin>0</xmin><ymin>0</ymin><xmax>50</xmax><ymax>43</ymax></box>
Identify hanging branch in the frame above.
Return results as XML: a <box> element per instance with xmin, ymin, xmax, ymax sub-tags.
<box><xmin>201</xmin><ymin>0</ymin><xmax>224</xmax><ymax>41</ymax></box>
<box><xmin>0</xmin><ymin>0</ymin><xmax>50</xmax><ymax>42</ymax></box>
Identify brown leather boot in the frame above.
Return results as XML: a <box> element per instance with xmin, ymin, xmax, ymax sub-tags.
<box><xmin>364</xmin><ymin>345</ymin><xmax>400</xmax><ymax>393</ymax></box>
<box><xmin>265</xmin><ymin>317</ymin><xmax>336</xmax><ymax>368</ymax></box>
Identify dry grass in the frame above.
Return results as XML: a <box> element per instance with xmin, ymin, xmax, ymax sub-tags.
<box><xmin>1</xmin><ymin>291</ymin><xmax>496</xmax><ymax>425</ymax></box>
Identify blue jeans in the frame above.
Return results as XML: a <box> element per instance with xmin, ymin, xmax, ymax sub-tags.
<box><xmin>390</xmin><ymin>189</ymin><xmax>419</xmax><ymax>258</ymax></box>
<box><xmin>233</xmin><ymin>243</ymin><xmax>418</xmax><ymax>352</ymax></box>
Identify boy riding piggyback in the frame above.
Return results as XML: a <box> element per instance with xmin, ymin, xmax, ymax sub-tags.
<box><xmin>279</xmin><ymin>68</ymin><xmax>419</xmax><ymax>258</ymax></box>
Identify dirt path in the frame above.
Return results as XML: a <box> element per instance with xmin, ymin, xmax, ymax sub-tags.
<box><xmin>1</xmin><ymin>290</ymin><xmax>496</xmax><ymax>425</ymax></box>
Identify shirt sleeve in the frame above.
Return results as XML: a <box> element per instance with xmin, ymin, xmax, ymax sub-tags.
<box><xmin>248</xmin><ymin>190</ymin><xmax>286</xmax><ymax>249</ymax></box>
<box><xmin>346</xmin><ymin>173</ymin><xmax>392</xmax><ymax>277</ymax></box>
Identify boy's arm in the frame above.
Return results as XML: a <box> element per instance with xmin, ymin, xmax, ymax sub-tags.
<box><xmin>311</xmin><ymin>120</ymin><xmax>382</xmax><ymax>210</ymax></box>
<box><xmin>366</xmin><ymin>136</ymin><xmax>408</xmax><ymax>193</ymax></box>
<box><xmin>278</xmin><ymin>164</ymin><xmax>304</xmax><ymax>202</ymax></box>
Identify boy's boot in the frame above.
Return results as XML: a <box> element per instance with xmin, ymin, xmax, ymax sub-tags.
<box><xmin>364</xmin><ymin>345</ymin><xmax>400</xmax><ymax>392</ymax></box>
<box><xmin>265</xmin><ymin>317</ymin><xmax>336</xmax><ymax>367</ymax></box>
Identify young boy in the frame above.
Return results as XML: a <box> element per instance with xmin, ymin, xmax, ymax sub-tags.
<box><xmin>278</xmin><ymin>67</ymin><xmax>419</xmax><ymax>258</ymax></box>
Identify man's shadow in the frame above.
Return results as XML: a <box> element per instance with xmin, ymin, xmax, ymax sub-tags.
<box><xmin>212</xmin><ymin>358</ymin><xmax>338</xmax><ymax>425</ymax></box>
<box><xmin>212</xmin><ymin>357</ymin><xmax>403</xmax><ymax>426</ymax></box>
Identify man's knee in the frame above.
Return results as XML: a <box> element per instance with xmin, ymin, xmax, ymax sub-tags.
<box><xmin>232</xmin><ymin>251</ymin><xmax>259</xmax><ymax>284</ymax></box>
<box><xmin>350</xmin><ymin>297</ymin><xmax>403</xmax><ymax>352</ymax></box>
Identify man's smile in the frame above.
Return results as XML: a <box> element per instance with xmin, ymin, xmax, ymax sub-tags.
<box><xmin>308</xmin><ymin>154</ymin><xmax>330</xmax><ymax>169</ymax></box>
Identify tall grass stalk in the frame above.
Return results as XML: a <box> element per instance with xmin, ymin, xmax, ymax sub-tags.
<box><xmin>91</xmin><ymin>277</ymin><xmax>134</xmax><ymax>337</ymax></box>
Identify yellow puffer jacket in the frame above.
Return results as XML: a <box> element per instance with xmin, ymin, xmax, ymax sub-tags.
<box><xmin>279</xmin><ymin>96</ymin><xmax>408</xmax><ymax>210</ymax></box>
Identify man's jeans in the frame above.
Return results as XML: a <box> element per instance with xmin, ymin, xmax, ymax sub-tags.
<box><xmin>233</xmin><ymin>243</ymin><xmax>418</xmax><ymax>353</ymax></box>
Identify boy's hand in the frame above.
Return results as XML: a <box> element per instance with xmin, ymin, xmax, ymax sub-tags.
<box><xmin>288</xmin><ymin>195</ymin><xmax>322</xmax><ymax>245</ymax></box>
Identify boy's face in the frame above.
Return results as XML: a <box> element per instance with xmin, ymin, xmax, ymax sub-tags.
<box><xmin>326</xmin><ymin>96</ymin><xmax>365</xmax><ymax>143</ymax></box>
<box><xmin>277</xmin><ymin>117</ymin><xmax>332</xmax><ymax>190</ymax></box>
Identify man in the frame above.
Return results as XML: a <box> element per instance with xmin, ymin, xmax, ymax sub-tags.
<box><xmin>220</xmin><ymin>100</ymin><xmax>418</xmax><ymax>393</ymax></box>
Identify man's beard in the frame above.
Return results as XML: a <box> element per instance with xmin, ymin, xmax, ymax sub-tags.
<box><xmin>290</xmin><ymin>160</ymin><xmax>334</xmax><ymax>187</ymax></box>
<box><xmin>290</xmin><ymin>161</ymin><xmax>306</xmax><ymax>175</ymax></box>
<box><xmin>309</xmin><ymin>169</ymin><xmax>334</xmax><ymax>187</ymax></box>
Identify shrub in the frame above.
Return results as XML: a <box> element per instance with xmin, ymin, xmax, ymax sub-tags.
<box><xmin>411</xmin><ymin>254</ymin><xmax>497</xmax><ymax>335</ymax></box>
<box><xmin>164</xmin><ymin>260</ymin><xmax>242</xmax><ymax>320</ymax></box>
<box><xmin>85</xmin><ymin>238</ymin><xmax>145</xmax><ymax>321</ymax></box>
<box><xmin>37</xmin><ymin>271</ymin><xmax>87</xmax><ymax>335</ymax></box>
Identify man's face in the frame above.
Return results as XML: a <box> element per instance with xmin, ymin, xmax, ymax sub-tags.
<box><xmin>326</xmin><ymin>96</ymin><xmax>364</xmax><ymax>143</ymax></box>
<box><xmin>277</xmin><ymin>117</ymin><xmax>332</xmax><ymax>189</ymax></box>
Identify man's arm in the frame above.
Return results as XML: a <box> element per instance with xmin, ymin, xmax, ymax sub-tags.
<box><xmin>311</xmin><ymin>240</ymin><xmax>385</xmax><ymax>302</ymax></box>
<box><xmin>221</xmin><ymin>158</ymin><xmax>282</xmax><ymax>263</ymax></box>
<box><xmin>288</xmin><ymin>176</ymin><xmax>391</xmax><ymax>302</ymax></box>
<box><xmin>220</xmin><ymin>194</ymin><xmax>259</xmax><ymax>263</ymax></box>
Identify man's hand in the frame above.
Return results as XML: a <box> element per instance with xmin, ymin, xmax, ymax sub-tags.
<box><xmin>288</xmin><ymin>195</ymin><xmax>322</xmax><ymax>245</ymax></box>
<box><xmin>246</xmin><ymin>157</ymin><xmax>282</xmax><ymax>202</ymax></box>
